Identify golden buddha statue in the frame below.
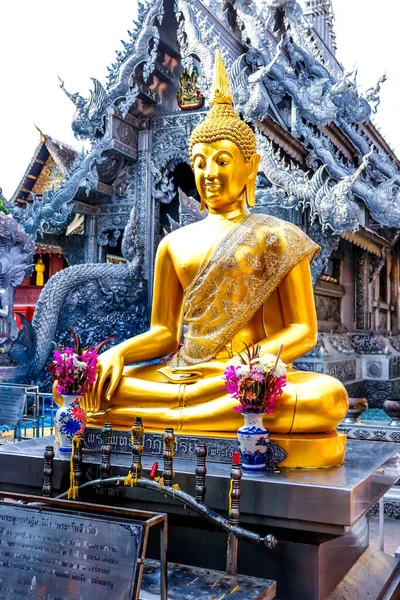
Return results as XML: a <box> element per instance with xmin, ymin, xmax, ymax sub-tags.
<box><xmin>81</xmin><ymin>52</ymin><xmax>348</xmax><ymax>467</ymax></box>
<box><xmin>35</xmin><ymin>257</ymin><xmax>45</xmax><ymax>287</ymax></box>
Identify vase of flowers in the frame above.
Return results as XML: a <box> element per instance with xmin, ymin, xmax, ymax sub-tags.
<box><xmin>223</xmin><ymin>344</ymin><xmax>287</xmax><ymax>472</ymax></box>
<box><xmin>50</xmin><ymin>329</ymin><xmax>112</xmax><ymax>453</ymax></box>
<box><xmin>53</xmin><ymin>394</ymin><xmax>86</xmax><ymax>453</ymax></box>
<box><xmin>237</xmin><ymin>412</ymin><xmax>271</xmax><ymax>471</ymax></box>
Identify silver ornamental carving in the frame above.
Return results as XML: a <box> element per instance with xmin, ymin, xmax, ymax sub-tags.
<box><xmin>5</xmin><ymin>0</ymin><xmax>398</xmax><ymax>392</ymax></box>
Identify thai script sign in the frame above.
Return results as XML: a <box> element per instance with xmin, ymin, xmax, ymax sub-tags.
<box><xmin>0</xmin><ymin>386</ymin><xmax>25</xmax><ymax>427</ymax></box>
<box><xmin>84</xmin><ymin>428</ymin><xmax>237</xmax><ymax>463</ymax></box>
<box><xmin>0</xmin><ymin>503</ymin><xmax>144</xmax><ymax>599</ymax></box>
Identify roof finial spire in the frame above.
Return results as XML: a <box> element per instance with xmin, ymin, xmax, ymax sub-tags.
<box><xmin>304</xmin><ymin>0</ymin><xmax>337</xmax><ymax>54</ymax></box>
<box><xmin>33</xmin><ymin>122</ymin><xmax>45</xmax><ymax>143</ymax></box>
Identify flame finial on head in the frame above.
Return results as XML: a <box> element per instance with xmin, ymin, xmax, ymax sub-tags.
<box><xmin>189</xmin><ymin>50</ymin><xmax>257</xmax><ymax>164</ymax></box>
<box><xmin>211</xmin><ymin>50</ymin><xmax>233</xmax><ymax>106</ymax></box>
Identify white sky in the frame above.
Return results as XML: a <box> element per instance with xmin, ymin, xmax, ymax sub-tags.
<box><xmin>0</xmin><ymin>0</ymin><xmax>398</xmax><ymax>198</ymax></box>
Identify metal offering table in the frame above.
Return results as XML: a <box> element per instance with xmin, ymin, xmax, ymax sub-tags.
<box><xmin>0</xmin><ymin>437</ymin><xmax>399</xmax><ymax>599</ymax></box>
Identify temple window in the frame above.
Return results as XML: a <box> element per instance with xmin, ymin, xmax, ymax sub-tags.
<box><xmin>322</xmin><ymin>257</ymin><xmax>341</xmax><ymax>285</ymax></box>
<box><xmin>379</xmin><ymin>263</ymin><xmax>388</xmax><ymax>302</ymax></box>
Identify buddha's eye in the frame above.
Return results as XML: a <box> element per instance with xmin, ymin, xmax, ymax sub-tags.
<box><xmin>195</xmin><ymin>158</ymin><xmax>206</xmax><ymax>170</ymax></box>
<box><xmin>217</xmin><ymin>155</ymin><xmax>230</xmax><ymax>166</ymax></box>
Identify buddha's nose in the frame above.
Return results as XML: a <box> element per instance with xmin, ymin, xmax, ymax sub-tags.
<box><xmin>205</xmin><ymin>160</ymin><xmax>218</xmax><ymax>179</ymax></box>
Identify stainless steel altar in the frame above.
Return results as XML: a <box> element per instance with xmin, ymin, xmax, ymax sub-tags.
<box><xmin>0</xmin><ymin>438</ymin><xmax>398</xmax><ymax>599</ymax></box>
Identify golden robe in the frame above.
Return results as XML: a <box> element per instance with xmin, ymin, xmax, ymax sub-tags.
<box><xmin>170</xmin><ymin>214</ymin><xmax>319</xmax><ymax>368</ymax></box>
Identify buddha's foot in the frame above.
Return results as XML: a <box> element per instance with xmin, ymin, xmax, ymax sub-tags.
<box><xmin>86</xmin><ymin>410</ymin><xmax>109</xmax><ymax>427</ymax></box>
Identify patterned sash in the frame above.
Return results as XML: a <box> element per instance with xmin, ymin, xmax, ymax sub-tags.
<box><xmin>170</xmin><ymin>214</ymin><xmax>319</xmax><ymax>367</ymax></box>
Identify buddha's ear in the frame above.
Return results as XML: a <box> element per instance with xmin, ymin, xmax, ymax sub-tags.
<box><xmin>246</xmin><ymin>154</ymin><xmax>261</xmax><ymax>208</ymax></box>
<box><xmin>248</xmin><ymin>153</ymin><xmax>261</xmax><ymax>181</ymax></box>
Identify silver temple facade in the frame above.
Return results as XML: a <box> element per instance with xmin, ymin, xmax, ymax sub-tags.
<box><xmin>3</xmin><ymin>0</ymin><xmax>399</xmax><ymax>405</ymax></box>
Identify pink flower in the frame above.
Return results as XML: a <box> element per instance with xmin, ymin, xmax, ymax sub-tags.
<box><xmin>50</xmin><ymin>338</ymin><xmax>105</xmax><ymax>395</ymax></box>
<box><xmin>222</xmin><ymin>365</ymin><xmax>241</xmax><ymax>397</ymax></box>
<box><xmin>223</xmin><ymin>365</ymin><xmax>240</xmax><ymax>382</ymax></box>
<box><xmin>222</xmin><ymin>347</ymin><xmax>288</xmax><ymax>414</ymax></box>
<box><xmin>251</xmin><ymin>370</ymin><xmax>265</xmax><ymax>382</ymax></box>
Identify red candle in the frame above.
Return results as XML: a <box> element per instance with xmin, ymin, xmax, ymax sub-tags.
<box><xmin>232</xmin><ymin>451</ymin><xmax>241</xmax><ymax>465</ymax></box>
<box><xmin>149</xmin><ymin>461</ymin><xmax>159</xmax><ymax>480</ymax></box>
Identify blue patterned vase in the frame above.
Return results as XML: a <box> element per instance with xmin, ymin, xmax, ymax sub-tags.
<box><xmin>237</xmin><ymin>412</ymin><xmax>270</xmax><ymax>472</ymax></box>
<box><xmin>54</xmin><ymin>395</ymin><xmax>87</xmax><ymax>453</ymax></box>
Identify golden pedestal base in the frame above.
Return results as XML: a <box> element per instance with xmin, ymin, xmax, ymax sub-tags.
<box><xmin>178</xmin><ymin>429</ymin><xmax>347</xmax><ymax>469</ymax></box>
<box><xmin>86</xmin><ymin>424</ymin><xmax>346</xmax><ymax>469</ymax></box>
<box><xmin>271</xmin><ymin>431</ymin><xmax>347</xmax><ymax>469</ymax></box>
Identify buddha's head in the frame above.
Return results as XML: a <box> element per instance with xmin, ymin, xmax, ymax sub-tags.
<box><xmin>189</xmin><ymin>51</ymin><xmax>260</xmax><ymax>213</ymax></box>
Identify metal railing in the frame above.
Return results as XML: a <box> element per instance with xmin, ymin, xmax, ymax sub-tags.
<box><xmin>0</xmin><ymin>383</ymin><xmax>55</xmax><ymax>441</ymax></box>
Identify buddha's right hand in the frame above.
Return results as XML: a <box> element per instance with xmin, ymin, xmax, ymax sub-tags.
<box><xmin>82</xmin><ymin>347</ymin><xmax>124</xmax><ymax>413</ymax></box>
<box><xmin>159</xmin><ymin>359</ymin><xmax>235</xmax><ymax>383</ymax></box>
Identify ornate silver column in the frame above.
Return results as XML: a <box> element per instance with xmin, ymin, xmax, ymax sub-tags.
<box><xmin>355</xmin><ymin>249</ymin><xmax>367</xmax><ymax>330</ymax></box>
<box><xmin>137</xmin><ymin>129</ymin><xmax>154</xmax><ymax>305</ymax></box>
<box><xmin>84</xmin><ymin>215</ymin><xmax>100</xmax><ymax>263</ymax></box>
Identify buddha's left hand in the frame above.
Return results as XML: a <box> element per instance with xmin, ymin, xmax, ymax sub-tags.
<box><xmin>81</xmin><ymin>346</ymin><xmax>124</xmax><ymax>413</ymax></box>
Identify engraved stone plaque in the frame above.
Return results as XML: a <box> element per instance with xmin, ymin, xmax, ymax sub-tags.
<box><xmin>84</xmin><ymin>429</ymin><xmax>287</xmax><ymax>468</ymax></box>
<box><xmin>84</xmin><ymin>428</ymin><xmax>238</xmax><ymax>463</ymax></box>
<box><xmin>0</xmin><ymin>386</ymin><xmax>25</xmax><ymax>426</ymax></box>
<box><xmin>0</xmin><ymin>503</ymin><xmax>144</xmax><ymax>599</ymax></box>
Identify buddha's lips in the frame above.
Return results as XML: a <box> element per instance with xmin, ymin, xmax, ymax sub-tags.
<box><xmin>205</xmin><ymin>184</ymin><xmax>221</xmax><ymax>191</ymax></box>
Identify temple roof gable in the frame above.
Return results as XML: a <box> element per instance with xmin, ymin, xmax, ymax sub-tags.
<box><xmin>37</xmin><ymin>0</ymin><xmax>400</xmax><ymax>235</ymax></box>
<box><xmin>11</xmin><ymin>131</ymin><xmax>78</xmax><ymax>205</ymax></box>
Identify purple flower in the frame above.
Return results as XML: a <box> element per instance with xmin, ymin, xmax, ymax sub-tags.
<box><xmin>225</xmin><ymin>382</ymin><xmax>239</xmax><ymax>396</ymax></box>
<box><xmin>222</xmin><ymin>365</ymin><xmax>241</xmax><ymax>397</ymax></box>
<box><xmin>50</xmin><ymin>333</ymin><xmax>111</xmax><ymax>396</ymax></box>
<box><xmin>53</xmin><ymin>350</ymin><xmax>63</xmax><ymax>364</ymax></box>
<box><xmin>215</xmin><ymin>345</ymin><xmax>289</xmax><ymax>415</ymax></box>
<box><xmin>223</xmin><ymin>365</ymin><xmax>240</xmax><ymax>381</ymax></box>
<box><xmin>251</xmin><ymin>370</ymin><xmax>265</xmax><ymax>382</ymax></box>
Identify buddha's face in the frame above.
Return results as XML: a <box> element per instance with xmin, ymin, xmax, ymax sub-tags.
<box><xmin>192</xmin><ymin>140</ymin><xmax>259</xmax><ymax>212</ymax></box>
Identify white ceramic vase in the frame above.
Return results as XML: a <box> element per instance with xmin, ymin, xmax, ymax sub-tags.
<box><xmin>237</xmin><ymin>412</ymin><xmax>270</xmax><ymax>472</ymax></box>
<box><xmin>54</xmin><ymin>395</ymin><xmax>87</xmax><ymax>453</ymax></box>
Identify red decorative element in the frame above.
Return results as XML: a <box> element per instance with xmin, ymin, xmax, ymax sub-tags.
<box><xmin>149</xmin><ymin>461</ymin><xmax>159</xmax><ymax>480</ymax></box>
<box><xmin>178</xmin><ymin>89</ymin><xmax>203</xmax><ymax>111</ymax></box>
<box><xmin>13</xmin><ymin>307</ymin><xmax>35</xmax><ymax>329</ymax></box>
<box><xmin>177</xmin><ymin>68</ymin><xmax>204</xmax><ymax>111</ymax></box>
<box><xmin>232</xmin><ymin>451</ymin><xmax>241</xmax><ymax>465</ymax></box>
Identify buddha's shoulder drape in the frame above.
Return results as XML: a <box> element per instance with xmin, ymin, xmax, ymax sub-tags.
<box><xmin>170</xmin><ymin>214</ymin><xmax>319</xmax><ymax>367</ymax></box>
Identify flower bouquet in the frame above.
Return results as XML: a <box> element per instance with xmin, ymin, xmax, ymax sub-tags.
<box><xmin>49</xmin><ymin>329</ymin><xmax>112</xmax><ymax>452</ymax></box>
<box><xmin>223</xmin><ymin>344</ymin><xmax>287</xmax><ymax>471</ymax></box>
